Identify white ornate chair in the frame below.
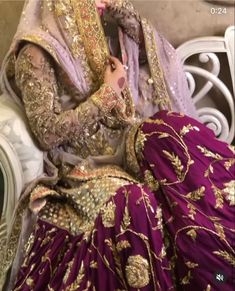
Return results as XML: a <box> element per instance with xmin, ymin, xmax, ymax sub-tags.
<box><xmin>177</xmin><ymin>25</ymin><xmax>234</xmax><ymax>144</ymax></box>
<box><xmin>0</xmin><ymin>26</ymin><xmax>234</xmax><ymax>242</ymax></box>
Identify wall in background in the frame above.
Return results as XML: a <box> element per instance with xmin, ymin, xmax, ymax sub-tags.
<box><xmin>0</xmin><ymin>0</ymin><xmax>234</xmax><ymax>62</ymax></box>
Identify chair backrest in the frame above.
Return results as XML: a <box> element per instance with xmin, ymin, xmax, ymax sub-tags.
<box><xmin>177</xmin><ymin>26</ymin><xmax>235</xmax><ymax>144</ymax></box>
<box><xmin>0</xmin><ymin>94</ymin><xmax>44</xmax><ymax>237</ymax></box>
<box><xmin>0</xmin><ymin>133</ymin><xmax>23</xmax><ymax>239</ymax></box>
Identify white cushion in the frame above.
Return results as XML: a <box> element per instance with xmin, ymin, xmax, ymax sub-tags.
<box><xmin>0</xmin><ymin>94</ymin><xmax>43</xmax><ymax>186</ymax></box>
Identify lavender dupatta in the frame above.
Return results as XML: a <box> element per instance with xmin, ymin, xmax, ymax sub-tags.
<box><xmin>0</xmin><ymin>0</ymin><xmax>198</xmax><ymax>118</ymax></box>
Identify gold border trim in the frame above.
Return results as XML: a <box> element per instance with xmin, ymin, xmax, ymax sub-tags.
<box><xmin>125</xmin><ymin>123</ymin><xmax>141</xmax><ymax>176</ymax></box>
<box><xmin>67</xmin><ymin>164</ymin><xmax>138</xmax><ymax>184</ymax></box>
<box><xmin>21</xmin><ymin>35</ymin><xmax>59</xmax><ymax>63</ymax></box>
<box><xmin>141</xmin><ymin>19</ymin><xmax>172</xmax><ymax>110</ymax></box>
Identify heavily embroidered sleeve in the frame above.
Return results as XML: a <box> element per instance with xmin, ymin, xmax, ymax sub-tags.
<box><xmin>15</xmin><ymin>44</ymin><xmax>116</xmax><ymax>150</ymax></box>
<box><xmin>107</xmin><ymin>0</ymin><xmax>142</xmax><ymax>44</ymax></box>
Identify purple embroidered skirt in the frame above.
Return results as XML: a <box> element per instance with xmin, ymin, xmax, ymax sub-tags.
<box><xmin>13</xmin><ymin>111</ymin><xmax>234</xmax><ymax>291</ymax></box>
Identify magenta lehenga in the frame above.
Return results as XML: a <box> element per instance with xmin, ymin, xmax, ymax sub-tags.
<box><xmin>11</xmin><ymin>111</ymin><xmax>234</xmax><ymax>291</ymax></box>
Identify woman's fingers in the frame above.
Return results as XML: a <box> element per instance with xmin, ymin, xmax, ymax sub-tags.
<box><xmin>108</xmin><ymin>56</ymin><xmax>123</xmax><ymax>69</ymax></box>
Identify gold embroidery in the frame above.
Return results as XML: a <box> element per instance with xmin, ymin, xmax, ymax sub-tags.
<box><xmin>101</xmin><ymin>201</ymin><xmax>116</xmax><ymax>228</ymax></box>
<box><xmin>141</xmin><ymin>18</ymin><xmax>171</xmax><ymax>110</ymax></box>
<box><xmin>163</xmin><ymin>150</ymin><xmax>184</xmax><ymax>180</ymax></box>
<box><xmin>185</xmin><ymin>261</ymin><xmax>199</xmax><ymax>269</ymax></box>
<box><xmin>70</xmin><ymin>0</ymin><xmax>109</xmax><ymax>81</ymax></box>
<box><xmin>65</xmin><ymin>261</ymin><xmax>85</xmax><ymax>290</ymax></box>
<box><xmin>212</xmin><ymin>185</ymin><xmax>224</xmax><ymax>209</ymax></box>
<box><xmin>181</xmin><ymin>271</ymin><xmax>192</xmax><ymax>285</ymax></box>
<box><xmin>197</xmin><ymin>145</ymin><xmax>223</xmax><ymax>160</ymax></box>
<box><xmin>15</xmin><ymin>46</ymin><xmax>95</xmax><ymax>151</ymax></box>
<box><xmin>25</xmin><ymin>277</ymin><xmax>34</xmax><ymax>288</ymax></box>
<box><xmin>186</xmin><ymin>229</ymin><xmax>197</xmax><ymax>241</ymax></box>
<box><xmin>224</xmin><ymin>159</ymin><xmax>235</xmax><ymax>171</ymax></box>
<box><xmin>67</xmin><ymin>164</ymin><xmax>137</xmax><ymax>184</ymax></box>
<box><xmin>91</xmin><ymin>83</ymin><xmax>119</xmax><ymax>114</ymax></box>
<box><xmin>213</xmin><ymin>250</ymin><xmax>235</xmax><ymax>266</ymax></box>
<box><xmin>58</xmin><ymin>176</ymin><xmax>129</xmax><ymax>234</ymax></box>
<box><xmin>83</xmin><ymin>281</ymin><xmax>91</xmax><ymax>291</ymax></box>
<box><xmin>13</xmin><ymin>264</ymin><xmax>36</xmax><ymax>291</ymax></box>
<box><xmin>21</xmin><ymin>35</ymin><xmax>59</xmax><ymax>63</ymax></box>
<box><xmin>105</xmin><ymin>239</ymin><xmax>128</xmax><ymax>289</ymax></box>
<box><xmin>125</xmin><ymin>123</ymin><xmax>141</xmax><ymax>176</ymax></box>
<box><xmin>63</xmin><ymin>259</ymin><xmax>75</xmax><ymax>284</ymax></box>
<box><xmin>204</xmin><ymin>165</ymin><xmax>214</xmax><ymax>178</ymax></box>
<box><xmin>5</xmin><ymin>53</ymin><xmax>16</xmax><ymax>78</ymax></box>
<box><xmin>90</xmin><ymin>261</ymin><xmax>98</xmax><ymax>269</ymax></box>
<box><xmin>143</xmin><ymin>118</ymin><xmax>194</xmax><ymax>185</ymax></box>
<box><xmin>125</xmin><ymin>255</ymin><xmax>150</xmax><ymax>288</ymax></box>
<box><xmin>121</xmin><ymin>190</ymin><xmax>131</xmax><ymax>230</ymax></box>
<box><xmin>23</xmin><ymin>232</ymin><xmax>35</xmax><ymax>258</ymax></box>
<box><xmin>54</xmin><ymin>0</ymin><xmax>94</xmax><ymax>88</ymax></box>
<box><xmin>144</xmin><ymin>170</ymin><xmax>159</xmax><ymax>192</ymax></box>
<box><xmin>214</xmin><ymin>223</ymin><xmax>226</xmax><ymax>241</ymax></box>
<box><xmin>187</xmin><ymin>203</ymin><xmax>197</xmax><ymax>220</ymax></box>
<box><xmin>30</xmin><ymin>184</ymin><xmax>60</xmax><ymax>204</ymax></box>
<box><xmin>185</xmin><ymin>186</ymin><xmax>205</xmax><ymax>201</ymax></box>
<box><xmin>223</xmin><ymin>180</ymin><xmax>235</xmax><ymax>205</ymax></box>
<box><xmin>135</xmin><ymin>127</ymin><xmax>147</xmax><ymax>160</ymax></box>
<box><xmin>176</xmin><ymin>226</ymin><xmax>234</xmax><ymax>254</ymax></box>
<box><xmin>158</xmin><ymin>132</ymin><xmax>170</xmax><ymax>139</ymax></box>
<box><xmin>228</xmin><ymin>144</ymin><xmax>235</xmax><ymax>154</ymax></box>
<box><xmin>180</xmin><ymin>124</ymin><xmax>200</xmax><ymax>136</ymax></box>
<box><xmin>108</xmin><ymin>0</ymin><xmax>141</xmax><ymax>43</ymax></box>
<box><xmin>0</xmin><ymin>196</ymin><xmax>28</xmax><ymax>289</ymax></box>
<box><xmin>39</xmin><ymin>201</ymin><xmax>83</xmax><ymax>235</ymax></box>
<box><xmin>116</xmin><ymin>240</ymin><xmax>131</xmax><ymax>252</ymax></box>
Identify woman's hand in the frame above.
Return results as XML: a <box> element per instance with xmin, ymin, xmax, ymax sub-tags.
<box><xmin>104</xmin><ymin>56</ymin><xmax>127</xmax><ymax>96</ymax></box>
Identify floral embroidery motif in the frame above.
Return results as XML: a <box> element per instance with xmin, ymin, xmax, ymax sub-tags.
<box><xmin>125</xmin><ymin>255</ymin><xmax>150</xmax><ymax>288</ymax></box>
<box><xmin>116</xmin><ymin>240</ymin><xmax>131</xmax><ymax>252</ymax></box>
<box><xmin>181</xmin><ymin>271</ymin><xmax>192</xmax><ymax>285</ymax></box>
<box><xmin>101</xmin><ymin>201</ymin><xmax>116</xmax><ymax>228</ymax></box>
<box><xmin>211</xmin><ymin>185</ymin><xmax>224</xmax><ymax>209</ymax></box>
<box><xmin>197</xmin><ymin>146</ymin><xmax>222</xmax><ymax>160</ymax></box>
<box><xmin>91</xmin><ymin>84</ymin><xmax>119</xmax><ymax>114</ymax></box>
<box><xmin>163</xmin><ymin>150</ymin><xmax>184</xmax><ymax>180</ymax></box>
<box><xmin>213</xmin><ymin>250</ymin><xmax>235</xmax><ymax>266</ymax></box>
<box><xmin>144</xmin><ymin>170</ymin><xmax>159</xmax><ymax>192</ymax></box>
<box><xmin>185</xmin><ymin>261</ymin><xmax>199</xmax><ymax>269</ymax></box>
<box><xmin>223</xmin><ymin>180</ymin><xmax>235</xmax><ymax>205</ymax></box>
<box><xmin>214</xmin><ymin>223</ymin><xmax>226</xmax><ymax>241</ymax></box>
<box><xmin>180</xmin><ymin>124</ymin><xmax>200</xmax><ymax>136</ymax></box>
<box><xmin>224</xmin><ymin>159</ymin><xmax>235</xmax><ymax>171</ymax></box>
<box><xmin>186</xmin><ymin>229</ymin><xmax>197</xmax><ymax>241</ymax></box>
<box><xmin>65</xmin><ymin>261</ymin><xmax>85</xmax><ymax>290</ymax></box>
<box><xmin>185</xmin><ymin>186</ymin><xmax>205</xmax><ymax>201</ymax></box>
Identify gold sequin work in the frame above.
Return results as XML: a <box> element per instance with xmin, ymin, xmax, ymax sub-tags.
<box><xmin>141</xmin><ymin>18</ymin><xmax>172</xmax><ymax>110</ymax></box>
<box><xmin>125</xmin><ymin>255</ymin><xmax>150</xmax><ymax>288</ymax></box>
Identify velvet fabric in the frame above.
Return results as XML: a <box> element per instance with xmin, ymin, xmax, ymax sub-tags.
<box><xmin>13</xmin><ymin>111</ymin><xmax>234</xmax><ymax>291</ymax></box>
